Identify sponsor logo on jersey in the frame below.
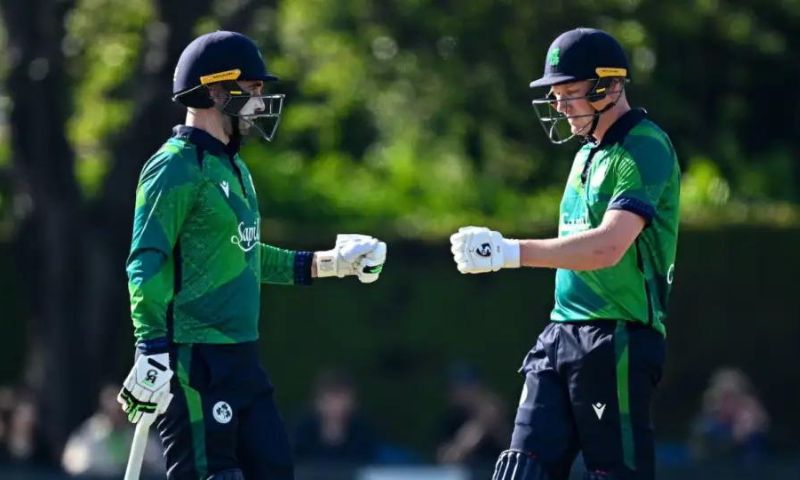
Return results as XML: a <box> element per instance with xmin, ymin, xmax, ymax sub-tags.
<box><xmin>220</xmin><ymin>181</ymin><xmax>230</xmax><ymax>198</ymax></box>
<box><xmin>560</xmin><ymin>212</ymin><xmax>590</xmax><ymax>235</ymax></box>
<box><xmin>231</xmin><ymin>219</ymin><xmax>260</xmax><ymax>252</ymax></box>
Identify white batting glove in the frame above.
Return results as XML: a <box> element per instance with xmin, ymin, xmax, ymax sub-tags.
<box><xmin>450</xmin><ymin>226</ymin><xmax>520</xmax><ymax>274</ymax></box>
<box><xmin>315</xmin><ymin>234</ymin><xmax>387</xmax><ymax>283</ymax></box>
<box><xmin>356</xmin><ymin>240</ymin><xmax>386</xmax><ymax>283</ymax></box>
<box><xmin>117</xmin><ymin>353</ymin><xmax>174</xmax><ymax>423</ymax></box>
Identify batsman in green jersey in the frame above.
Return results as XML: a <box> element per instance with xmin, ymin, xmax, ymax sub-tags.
<box><xmin>450</xmin><ymin>28</ymin><xmax>680</xmax><ymax>480</ymax></box>
<box><xmin>116</xmin><ymin>31</ymin><xmax>386</xmax><ymax>480</ymax></box>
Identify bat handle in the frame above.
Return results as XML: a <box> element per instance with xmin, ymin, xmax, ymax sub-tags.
<box><xmin>124</xmin><ymin>413</ymin><xmax>155</xmax><ymax>480</ymax></box>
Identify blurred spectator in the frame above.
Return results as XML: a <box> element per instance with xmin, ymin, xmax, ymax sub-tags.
<box><xmin>0</xmin><ymin>385</ymin><xmax>15</xmax><ymax>463</ymax></box>
<box><xmin>61</xmin><ymin>383</ymin><xmax>164</xmax><ymax>476</ymax></box>
<box><xmin>294</xmin><ymin>368</ymin><xmax>378</xmax><ymax>464</ymax></box>
<box><xmin>436</xmin><ymin>363</ymin><xmax>509</xmax><ymax>465</ymax></box>
<box><xmin>3</xmin><ymin>388</ymin><xmax>51</xmax><ymax>467</ymax></box>
<box><xmin>689</xmin><ymin>367</ymin><xmax>769</xmax><ymax>464</ymax></box>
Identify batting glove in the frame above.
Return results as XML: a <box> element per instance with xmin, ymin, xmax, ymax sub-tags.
<box><xmin>450</xmin><ymin>226</ymin><xmax>520</xmax><ymax>274</ymax></box>
<box><xmin>315</xmin><ymin>234</ymin><xmax>387</xmax><ymax>283</ymax></box>
<box><xmin>117</xmin><ymin>353</ymin><xmax>174</xmax><ymax>423</ymax></box>
<box><xmin>356</xmin><ymin>240</ymin><xmax>386</xmax><ymax>283</ymax></box>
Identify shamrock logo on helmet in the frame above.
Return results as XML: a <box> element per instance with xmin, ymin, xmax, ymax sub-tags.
<box><xmin>547</xmin><ymin>47</ymin><xmax>560</xmax><ymax>67</ymax></box>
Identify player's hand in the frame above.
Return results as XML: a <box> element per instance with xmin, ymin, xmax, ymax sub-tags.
<box><xmin>117</xmin><ymin>353</ymin><xmax>174</xmax><ymax>423</ymax></box>
<box><xmin>450</xmin><ymin>226</ymin><xmax>520</xmax><ymax>274</ymax></box>
<box><xmin>356</xmin><ymin>239</ymin><xmax>386</xmax><ymax>283</ymax></box>
<box><xmin>315</xmin><ymin>234</ymin><xmax>387</xmax><ymax>283</ymax></box>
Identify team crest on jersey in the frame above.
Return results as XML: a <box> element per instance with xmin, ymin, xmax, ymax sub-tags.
<box><xmin>212</xmin><ymin>401</ymin><xmax>233</xmax><ymax>424</ymax></box>
<box><xmin>231</xmin><ymin>219</ymin><xmax>260</xmax><ymax>252</ymax></box>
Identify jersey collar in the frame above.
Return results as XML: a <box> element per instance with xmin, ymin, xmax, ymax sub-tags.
<box><xmin>171</xmin><ymin>125</ymin><xmax>240</xmax><ymax>156</ymax></box>
<box><xmin>593</xmin><ymin>108</ymin><xmax>647</xmax><ymax>148</ymax></box>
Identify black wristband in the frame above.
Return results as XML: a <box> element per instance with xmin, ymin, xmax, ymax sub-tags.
<box><xmin>294</xmin><ymin>250</ymin><xmax>314</xmax><ymax>286</ymax></box>
<box><xmin>136</xmin><ymin>337</ymin><xmax>170</xmax><ymax>355</ymax></box>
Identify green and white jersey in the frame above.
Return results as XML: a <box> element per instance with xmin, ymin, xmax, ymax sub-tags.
<box><xmin>127</xmin><ymin>126</ymin><xmax>312</xmax><ymax>345</ymax></box>
<box><xmin>552</xmin><ymin>109</ymin><xmax>680</xmax><ymax>336</ymax></box>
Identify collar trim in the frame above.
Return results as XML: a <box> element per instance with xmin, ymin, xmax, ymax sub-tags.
<box><xmin>594</xmin><ymin>108</ymin><xmax>647</xmax><ymax>147</ymax></box>
<box><xmin>171</xmin><ymin>125</ymin><xmax>239</xmax><ymax>156</ymax></box>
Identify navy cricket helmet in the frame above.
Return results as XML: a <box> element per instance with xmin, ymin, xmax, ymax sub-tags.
<box><xmin>172</xmin><ymin>31</ymin><xmax>284</xmax><ymax>141</ymax></box>
<box><xmin>529</xmin><ymin>28</ymin><xmax>631</xmax><ymax>144</ymax></box>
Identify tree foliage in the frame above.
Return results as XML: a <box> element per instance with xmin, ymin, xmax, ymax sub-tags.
<box><xmin>4</xmin><ymin>0</ymin><xmax>799</xmax><ymax>243</ymax></box>
<box><xmin>245</xmin><ymin>0</ymin><xmax>800</xmax><ymax>237</ymax></box>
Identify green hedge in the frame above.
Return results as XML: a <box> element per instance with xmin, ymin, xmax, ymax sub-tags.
<box><xmin>0</xmin><ymin>226</ymin><xmax>798</xmax><ymax>454</ymax></box>
<box><xmin>259</xmin><ymin>226</ymin><xmax>800</xmax><ymax>453</ymax></box>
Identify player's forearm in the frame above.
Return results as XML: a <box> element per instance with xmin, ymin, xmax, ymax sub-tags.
<box><xmin>259</xmin><ymin>243</ymin><xmax>313</xmax><ymax>285</ymax></box>
<box><xmin>519</xmin><ymin>227</ymin><xmax>624</xmax><ymax>271</ymax></box>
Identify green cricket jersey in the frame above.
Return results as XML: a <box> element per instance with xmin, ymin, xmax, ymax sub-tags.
<box><xmin>552</xmin><ymin>109</ymin><xmax>680</xmax><ymax>335</ymax></box>
<box><xmin>126</xmin><ymin>126</ymin><xmax>312</xmax><ymax>345</ymax></box>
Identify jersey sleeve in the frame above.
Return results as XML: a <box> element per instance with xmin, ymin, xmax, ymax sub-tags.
<box><xmin>126</xmin><ymin>149</ymin><xmax>202</xmax><ymax>342</ymax></box>
<box><xmin>607</xmin><ymin>133</ymin><xmax>677</xmax><ymax>224</ymax></box>
<box><xmin>259</xmin><ymin>244</ymin><xmax>313</xmax><ymax>285</ymax></box>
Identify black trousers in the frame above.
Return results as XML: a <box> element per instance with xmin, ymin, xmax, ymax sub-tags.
<box><xmin>509</xmin><ymin>321</ymin><xmax>666</xmax><ymax>480</ymax></box>
<box><xmin>156</xmin><ymin>342</ymin><xmax>294</xmax><ymax>480</ymax></box>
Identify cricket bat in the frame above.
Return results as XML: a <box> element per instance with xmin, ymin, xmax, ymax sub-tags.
<box><xmin>124</xmin><ymin>413</ymin><xmax>156</xmax><ymax>480</ymax></box>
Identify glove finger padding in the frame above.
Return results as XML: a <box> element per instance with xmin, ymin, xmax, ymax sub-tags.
<box><xmin>450</xmin><ymin>236</ymin><xmax>465</xmax><ymax>255</ymax></box>
<box><xmin>337</xmin><ymin>234</ymin><xmax>379</xmax><ymax>263</ymax></box>
<box><xmin>357</xmin><ymin>241</ymin><xmax>386</xmax><ymax>283</ymax></box>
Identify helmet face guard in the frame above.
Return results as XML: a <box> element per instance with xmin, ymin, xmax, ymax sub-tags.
<box><xmin>531</xmin><ymin>90</ymin><xmax>598</xmax><ymax>144</ymax></box>
<box><xmin>215</xmin><ymin>79</ymin><xmax>285</xmax><ymax>142</ymax></box>
<box><xmin>187</xmin><ymin>69</ymin><xmax>285</xmax><ymax>142</ymax></box>
<box><xmin>235</xmin><ymin>94</ymin><xmax>284</xmax><ymax>143</ymax></box>
<box><xmin>531</xmin><ymin>70</ymin><xmax>627</xmax><ymax>144</ymax></box>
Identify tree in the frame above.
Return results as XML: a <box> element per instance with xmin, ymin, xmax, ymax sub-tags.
<box><xmin>0</xmin><ymin>0</ymin><xmax>273</xmax><ymax>460</ymax></box>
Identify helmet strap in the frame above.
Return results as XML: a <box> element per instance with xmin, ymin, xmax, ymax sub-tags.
<box><xmin>583</xmin><ymin>78</ymin><xmax>624</xmax><ymax>142</ymax></box>
<box><xmin>210</xmin><ymin>80</ymin><xmax>249</xmax><ymax>149</ymax></box>
<box><xmin>229</xmin><ymin>113</ymin><xmax>242</xmax><ymax>150</ymax></box>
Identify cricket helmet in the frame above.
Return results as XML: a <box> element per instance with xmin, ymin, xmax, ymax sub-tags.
<box><xmin>172</xmin><ymin>31</ymin><xmax>284</xmax><ymax>141</ymax></box>
<box><xmin>529</xmin><ymin>28</ymin><xmax>631</xmax><ymax>144</ymax></box>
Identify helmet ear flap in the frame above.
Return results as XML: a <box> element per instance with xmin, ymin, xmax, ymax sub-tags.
<box><xmin>218</xmin><ymin>80</ymin><xmax>250</xmax><ymax>116</ymax></box>
<box><xmin>587</xmin><ymin>77</ymin><xmax>622</xmax><ymax>111</ymax></box>
<box><xmin>173</xmin><ymin>85</ymin><xmax>215</xmax><ymax>109</ymax></box>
